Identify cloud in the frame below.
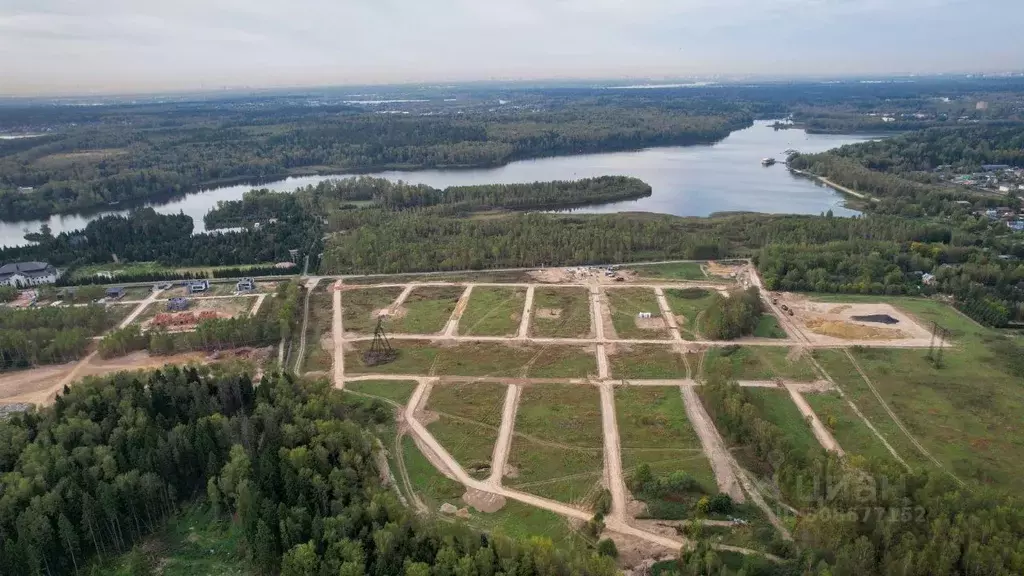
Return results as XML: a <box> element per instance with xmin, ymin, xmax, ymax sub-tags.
<box><xmin>0</xmin><ymin>0</ymin><xmax>1020</xmax><ymax>95</ymax></box>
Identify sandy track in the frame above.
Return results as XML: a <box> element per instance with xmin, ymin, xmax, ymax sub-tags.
<box><xmin>332</xmin><ymin>282</ymin><xmax>345</xmax><ymax>388</ymax></box>
<box><xmin>444</xmin><ymin>285</ymin><xmax>474</xmax><ymax>337</ymax></box>
<box><xmin>249</xmin><ymin>293</ymin><xmax>267</xmax><ymax>317</ymax></box>
<box><xmin>488</xmin><ymin>384</ymin><xmax>521</xmax><ymax>486</ymax></box>
<box><xmin>389</xmin><ymin>285</ymin><xmax>416</xmax><ymax>314</ymax></box>
<box><xmin>600</xmin><ymin>383</ymin><xmax>629</xmax><ymax>521</ymax></box>
<box><xmin>293</xmin><ymin>278</ymin><xmax>320</xmax><ymax>374</ymax></box>
<box><xmin>679</xmin><ymin>385</ymin><xmax>745</xmax><ymax>502</ymax></box>
<box><xmin>782</xmin><ymin>382</ymin><xmax>844</xmax><ymax>455</ymax></box>
<box><xmin>517</xmin><ymin>286</ymin><xmax>535</xmax><ymax>339</ymax></box>
<box><xmin>654</xmin><ymin>287</ymin><xmax>683</xmax><ymax>341</ymax></box>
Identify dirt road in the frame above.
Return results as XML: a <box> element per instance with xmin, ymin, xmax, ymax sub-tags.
<box><xmin>249</xmin><ymin>293</ymin><xmax>267</xmax><ymax>317</ymax></box>
<box><xmin>654</xmin><ymin>287</ymin><xmax>683</xmax><ymax>341</ymax></box>
<box><xmin>293</xmin><ymin>278</ymin><xmax>320</xmax><ymax>374</ymax></box>
<box><xmin>389</xmin><ymin>285</ymin><xmax>416</xmax><ymax>314</ymax></box>
<box><xmin>679</xmin><ymin>385</ymin><xmax>745</xmax><ymax>502</ymax></box>
<box><xmin>332</xmin><ymin>282</ymin><xmax>345</xmax><ymax>388</ymax></box>
<box><xmin>599</xmin><ymin>383</ymin><xmax>629</xmax><ymax>521</ymax></box>
<box><xmin>488</xmin><ymin>384</ymin><xmax>521</xmax><ymax>486</ymax></box>
<box><xmin>517</xmin><ymin>286</ymin><xmax>535</xmax><ymax>339</ymax></box>
<box><xmin>782</xmin><ymin>382</ymin><xmax>844</xmax><ymax>455</ymax></box>
<box><xmin>443</xmin><ymin>285</ymin><xmax>474</xmax><ymax>337</ymax></box>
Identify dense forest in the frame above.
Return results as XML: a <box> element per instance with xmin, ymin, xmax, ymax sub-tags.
<box><xmin>0</xmin><ymin>369</ymin><xmax>620</xmax><ymax>576</ymax></box>
<box><xmin>702</xmin><ymin>288</ymin><xmax>766</xmax><ymax>340</ymax></box>
<box><xmin>0</xmin><ymin>305</ymin><xmax>115</xmax><ymax>370</ymax></box>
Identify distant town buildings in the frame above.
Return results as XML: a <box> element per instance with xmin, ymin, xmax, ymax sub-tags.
<box><xmin>0</xmin><ymin>261</ymin><xmax>59</xmax><ymax>287</ymax></box>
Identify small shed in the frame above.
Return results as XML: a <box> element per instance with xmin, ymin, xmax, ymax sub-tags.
<box><xmin>637</xmin><ymin>312</ymin><xmax>653</xmax><ymax>319</ymax></box>
<box><xmin>187</xmin><ymin>280</ymin><xmax>210</xmax><ymax>294</ymax></box>
<box><xmin>236</xmin><ymin>277</ymin><xmax>256</xmax><ymax>293</ymax></box>
<box><xmin>105</xmin><ymin>287</ymin><xmax>126</xmax><ymax>299</ymax></box>
<box><xmin>167</xmin><ymin>297</ymin><xmax>190</xmax><ymax>311</ymax></box>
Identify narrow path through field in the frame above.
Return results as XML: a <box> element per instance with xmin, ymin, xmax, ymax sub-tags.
<box><xmin>332</xmin><ymin>282</ymin><xmax>345</xmax><ymax>388</ymax></box>
<box><xmin>781</xmin><ymin>381</ymin><xmax>844</xmax><ymax>455</ymax></box>
<box><xmin>443</xmin><ymin>285</ymin><xmax>474</xmax><ymax>337</ymax></box>
<box><xmin>389</xmin><ymin>285</ymin><xmax>416</xmax><ymax>314</ymax></box>
<box><xmin>679</xmin><ymin>385</ymin><xmax>745</xmax><ymax>502</ymax></box>
<box><xmin>488</xmin><ymin>384</ymin><xmax>521</xmax><ymax>486</ymax></box>
<box><xmin>293</xmin><ymin>278</ymin><xmax>320</xmax><ymax>374</ymax></box>
<box><xmin>249</xmin><ymin>293</ymin><xmax>267</xmax><ymax>317</ymax></box>
<box><xmin>517</xmin><ymin>286</ymin><xmax>535</xmax><ymax>339</ymax></box>
<box><xmin>654</xmin><ymin>287</ymin><xmax>682</xmax><ymax>341</ymax></box>
<box><xmin>599</xmin><ymin>383</ymin><xmax>629</xmax><ymax>521</ymax></box>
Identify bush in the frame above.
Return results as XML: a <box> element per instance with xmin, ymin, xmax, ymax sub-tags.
<box><xmin>597</xmin><ymin>539</ymin><xmax>618</xmax><ymax>559</ymax></box>
<box><xmin>709</xmin><ymin>493</ymin><xmax>733</xmax><ymax>515</ymax></box>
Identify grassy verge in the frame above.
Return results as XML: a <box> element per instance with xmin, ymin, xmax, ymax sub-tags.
<box><xmin>459</xmin><ymin>287</ymin><xmax>526</xmax><ymax>336</ymax></box>
<box><xmin>345</xmin><ymin>380</ymin><xmax>418</xmax><ymax>405</ymax></box>
<box><xmin>608</xmin><ymin>345</ymin><xmax>689</xmax><ymax>379</ymax></box>
<box><xmin>606</xmin><ymin>287</ymin><xmax>670</xmax><ymax>340</ymax></box>
<box><xmin>744</xmin><ymin>388</ymin><xmax>820</xmax><ymax>459</ymax></box>
<box><xmin>342</xmin><ymin>286</ymin><xmax>404</xmax><ymax>334</ymax></box>
<box><xmin>345</xmin><ymin>342</ymin><xmax>596</xmax><ymax>378</ymax></box>
<box><xmin>389</xmin><ymin>286</ymin><xmax>466</xmax><ymax>334</ymax></box>
<box><xmin>704</xmin><ymin>346</ymin><xmax>817</xmax><ymax>381</ymax></box>
<box><xmin>302</xmin><ymin>292</ymin><xmax>334</xmax><ymax>372</ymax></box>
<box><xmin>530</xmin><ymin>287</ymin><xmax>592</xmax><ymax>338</ymax></box>
<box><xmin>630</xmin><ymin>262</ymin><xmax>706</xmax><ymax>280</ymax></box>
<box><xmin>663</xmin><ymin>287</ymin><xmax>717</xmax><ymax>340</ymax></box>
<box><xmin>803</xmin><ymin>391</ymin><xmax>895</xmax><ymax>463</ymax></box>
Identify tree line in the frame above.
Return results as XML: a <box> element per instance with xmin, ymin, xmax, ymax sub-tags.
<box><xmin>0</xmin><ymin>305</ymin><xmax>115</xmax><ymax>370</ymax></box>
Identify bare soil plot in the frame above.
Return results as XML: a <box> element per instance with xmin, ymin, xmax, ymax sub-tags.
<box><xmin>344</xmin><ymin>380</ymin><xmax>418</xmax><ymax>405</ymax></box>
<box><xmin>779</xmin><ymin>294</ymin><xmax>933</xmax><ymax>346</ymax></box>
<box><xmin>303</xmin><ymin>292</ymin><xmax>335</xmax><ymax>372</ymax></box>
<box><xmin>703</xmin><ymin>346</ymin><xmax>817</xmax><ymax>381</ymax></box>
<box><xmin>459</xmin><ymin>287</ymin><xmax>526</xmax><ymax>336</ymax></box>
<box><xmin>427</xmin><ymin>382</ymin><xmax>508</xmax><ymax>479</ymax></box>
<box><xmin>342</xmin><ymin>286</ymin><xmax>404</xmax><ymax>335</ymax></box>
<box><xmin>529</xmin><ymin>287</ymin><xmax>593</xmax><ymax>338</ymax></box>
<box><xmin>606</xmin><ymin>287</ymin><xmax>671</xmax><ymax>340</ymax></box>
<box><xmin>607</xmin><ymin>345</ymin><xmax>689</xmax><ymax>380</ymax></box>
<box><xmin>507</xmin><ymin>384</ymin><xmax>604</xmax><ymax>504</ymax></box>
<box><xmin>344</xmin><ymin>342</ymin><xmax>596</xmax><ymax>379</ymax></box>
<box><xmin>615</xmin><ymin>387</ymin><xmax>717</xmax><ymax>492</ymax></box>
<box><xmin>705</xmin><ymin>261</ymin><xmax>744</xmax><ymax>280</ymax></box>
<box><xmin>387</xmin><ymin>286</ymin><xmax>465</xmax><ymax>334</ymax></box>
<box><xmin>663</xmin><ymin>288</ymin><xmax>717</xmax><ymax>340</ymax></box>
<box><xmin>803</xmin><ymin>391</ymin><xmax>895</xmax><ymax>463</ymax></box>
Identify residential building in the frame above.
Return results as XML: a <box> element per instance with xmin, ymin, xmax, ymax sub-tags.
<box><xmin>187</xmin><ymin>280</ymin><xmax>210</xmax><ymax>294</ymax></box>
<box><xmin>167</xmin><ymin>297</ymin><xmax>190</xmax><ymax>311</ymax></box>
<box><xmin>236</xmin><ymin>277</ymin><xmax>256</xmax><ymax>293</ymax></box>
<box><xmin>0</xmin><ymin>261</ymin><xmax>59</xmax><ymax>287</ymax></box>
<box><xmin>105</xmin><ymin>287</ymin><xmax>126</xmax><ymax>299</ymax></box>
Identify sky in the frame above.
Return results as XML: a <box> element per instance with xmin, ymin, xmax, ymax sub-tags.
<box><xmin>1</xmin><ymin>0</ymin><xmax>1023</xmax><ymax>96</ymax></box>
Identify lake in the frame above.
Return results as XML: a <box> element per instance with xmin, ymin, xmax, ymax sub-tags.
<box><xmin>0</xmin><ymin>121</ymin><xmax>876</xmax><ymax>247</ymax></box>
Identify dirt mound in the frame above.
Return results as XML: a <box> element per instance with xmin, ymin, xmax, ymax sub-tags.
<box><xmin>805</xmin><ymin>318</ymin><xmax>904</xmax><ymax>340</ymax></box>
<box><xmin>536</xmin><ymin>308</ymin><xmax>562</xmax><ymax>319</ymax></box>
<box><xmin>463</xmin><ymin>488</ymin><xmax>506</xmax><ymax>513</ymax></box>
<box><xmin>705</xmin><ymin>261</ymin><xmax>742</xmax><ymax>278</ymax></box>
<box><xmin>375</xmin><ymin>306</ymin><xmax>408</xmax><ymax>319</ymax></box>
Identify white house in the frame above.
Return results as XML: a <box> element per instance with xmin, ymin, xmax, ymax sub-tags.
<box><xmin>0</xmin><ymin>262</ymin><xmax>59</xmax><ymax>287</ymax></box>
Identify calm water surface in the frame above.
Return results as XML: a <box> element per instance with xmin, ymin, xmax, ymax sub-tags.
<box><xmin>0</xmin><ymin>121</ymin><xmax>875</xmax><ymax>247</ymax></box>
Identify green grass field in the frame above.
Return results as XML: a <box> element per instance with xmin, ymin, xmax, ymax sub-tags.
<box><xmin>507</xmin><ymin>384</ymin><xmax>604</xmax><ymax>504</ymax></box>
<box><xmin>704</xmin><ymin>346</ymin><xmax>818</xmax><ymax>381</ymax></box>
<box><xmin>427</xmin><ymin>382</ymin><xmax>507</xmax><ymax>478</ymax></box>
<box><xmin>630</xmin><ymin>262</ymin><xmax>707</xmax><ymax>280</ymax></box>
<box><xmin>345</xmin><ymin>342</ymin><xmax>596</xmax><ymax>378</ymax></box>
<box><xmin>342</xmin><ymin>286</ymin><xmax>404</xmax><ymax>334</ymax></box>
<box><xmin>302</xmin><ymin>292</ymin><xmax>334</xmax><ymax>372</ymax></box>
<box><xmin>745</xmin><ymin>388</ymin><xmax>821</xmax><ymax>459</ymax></box>
<box><xmin>530</xmin><ymin>287</ymin><xmax>592</xmax><ymax>338</ymax></box>
<box><xmin>803</xmin><ymin>391</ymin><xmax>895</xmax><ymax>463</ymax></box>
<box><xmin>605</xmin><ymin>287</ymin><xmax>670</xmax><ymax>340</ymax></box>
<box><xmin>608</xmin><ymin>345</ymin><xmax>689</xmax><ymax>379</ymax></box>
<box><xmin>753</xmin><ymin>314</ymin><xmax>788</xmax><ymax>339</ymax></box>
<box><xmin>388</xmin><ymin>286</ymin><xmax>466</xmax><ymax>334</ymax></box>
<box><xmin>459</xmin><ymin>287</ymin><xmax>526</xmax><ymax>336</ymax></box>
<box><xmin>345</xmin><ymin>380</ymin><xmax>418</xmax><ymax>405</ymax></box>
<box><xmin>663</xmin><ymin>287</ymin><xmax>717</xmax><ymax>340</ymax></box>
<box><xmin>614</xmin><ymin>387</ymin><xmax>716</xmax><ymax>491</ymax></box>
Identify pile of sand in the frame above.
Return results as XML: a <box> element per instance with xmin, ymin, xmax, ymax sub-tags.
<box><xmin>805</xmin><ymin>318</ymin><xmax>904</xmax><ymax>340</ymax></box>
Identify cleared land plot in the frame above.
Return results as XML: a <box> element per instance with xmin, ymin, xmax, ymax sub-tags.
<box><xmin>388</xmin><ymin>286</ymin><xmax>465</xmax><ymax>334</ymax></box>
<box><xmin>608</xmin><ymin>345</ymin><xmax>689</xmax><ymax>380</ymax></box>
<box><xmin>427</xmin><ymin>382</ymin><xmax>507</xmax><ymax>479</ymax></box>
<box><xmin>342</xmin><ymin>286</ymin><xmax>404</xmax><ymax>334</ymax></box>
<box><xmin>345</xmin><ymin>342</ymin><xmax>596</xmax><ymax>378</ymax></box>
<box><xmin>704</xmin><ymin>346</ymin><xmax>818</xmax><ymax>381</ymax></box>
<box><xmin>630</xmin><ymin>262</ymin><xmax>707</xmax><ymax>281</ymax></box>
<box><xmin>508</xmin><ymin>384</ymin><xmax>604</xmax><ymax>504</ymax></box>
<box><xmin>345</xmin><ymin>380</ymin><xmax>418</xmax><ymax>405</ymax></box>
<box><xmin>663</xmin><ymin>288</ymin><xmax>717</xmax><ymax>340</ymax></box>
<box><xmin>458</xmin><ymin>287</ymin><xmax>526</xmax><ymax>336</ymax></box>
<box><xmin>615</xmin><ymin>387</ymin><xmax>716</xmax><ymax>491</ymax></box>
<box><xmin>105</xmin><ymin>303</ymin><xmax>137</xmax><ymax>326</ymax></box>
<box><xmin>606</xmin><ymin>287</ymin><xmax>670</xmax><ymax>340</ymax></box>
<box><xmin>302</xmin><ymin>292</ymin><xmax>334</xmax><ymax>372</ymax></box>
<box><xmin>530</xmin><ymin>287</ymin><xmax>592</xmax><ymax>338</ymax></box>
<box><xmin>803</xmin><ymin>391</ymin><xmax>894</xmax><ymax>462</ymax></box>
<box><xmin>745</xmin><ymin>388</ymin><xmax>821</xmax><ymax>460</ymax></box>
<box><xmin>753</xmin><ymin>314</ymin><xmax>787</xmax><ymax>339</ymax></box>
<box><xmin>130</xmin><ymin>296</ymin><xmax>256</xmax><ymax>328</ymax></box>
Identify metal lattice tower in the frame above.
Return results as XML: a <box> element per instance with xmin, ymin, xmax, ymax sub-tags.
<box><xmin>363</xmin><ymin>316</ymin><xmax>398</xmax><ymax>366</ymax></box>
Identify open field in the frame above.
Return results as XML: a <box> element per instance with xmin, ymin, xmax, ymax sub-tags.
<box><xmin>615</xmin><ymin>387</ymin><xmax>716</xmax><ymax>491</ymax></box>
<box><xmin>529</xmin><ymin>287</ymin><xmax>592</xmax><ymax>338</ymax></box>
<box><xmin>507</xmin><ymin>384</ymin><xmax>604</xmax><ymax>504</ymax></box>
<box><xmin>663</xmin><ymin>288</ymin><xmax>717</xmax><ymax>340</ymax></box>
<box><xmin>628</xmin><ymin>262</ymin><xmax>707</xmax><ymax>281</ymax></box>
<box><xmin>344</xmin><ymin>342</ymin><xmax>596</xmax><ymax>378</ymax></box>
<box><xmin>344</xmin><ymin>380</ymin><xmax>418</xmax><ymax>405</ymax></box>
<box><xmin>606</xmin><ymin>287</ymin><xmax>670</xmax><ymax>340</ymax></box>
<box><xmin>458</xmin><ymin>286</ymin><xmax>526</xmax><ymax>336</ymax></box>
<box><xmin>388</xmin><ymin>286</ymin><xmax>465</xmax><ymax>334</ymax></box>
<box><xmin>427</xmin><ymin>382</ymin><xmax>507</xmax><ymax>478</ymax></box>
<box><xmin>341</xmin><ymin>286</ymin><xmax>405</xmax><ymax>334</ymax></box>
<box><xmin>704</xmin><ymin>346</ymin><xmax>818</xmax><ymax>381</ymax></box>
<box><xmin>302</xmin><ymin>292</ymin><xmax>334</xmax><ymax>372</ymax></box>
<box><xmin>744</xmin><ymin>388</ymin><xmax>821</xmax><ymax>459</ymax></box>
<box><xmin>803</xmin><ymin>391</ymin><xmax>894</xmax><ymax>463</ymax></box>
<box><xmin>607</xmin><ymin>345</ymin><xmax>689</xmax><ymax>380</ymax></box>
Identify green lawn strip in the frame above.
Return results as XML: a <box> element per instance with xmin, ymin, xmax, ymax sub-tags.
<box><xmin>530</xmin><ymin>287</ymin><xmax>592</xmax><ymax>338</ymax></box>
<box><xmin>345</xmin><ymin>380</ymin><xmax>418</xmax><ymax>405</ymax></box>
<box><xmin>389</xmin><ymin>286</ymin><xmax>466</xmax><ymax>334</ymax></box>
<box><xmin>630</xmin><ymin>262</ymin><xmax>707</xmax><ymax>280</ymax></box>
<box><xmin>403</xmin><ymin>435</ymin><xmax>465</xmax><ymax>510</ymax></box>
<box><xmin>608</xmin><ymin>345</ymin><xmax>689</xmax><ymax>379</ymax></box>
<box><xmin>459</xmin><ymin>287</ymin><xmax>526</xmax><ymax>336</ymax></box>
<box><xmin>606</xmin><ymin>287</ymin><xmax>670</xmax><ymax>340</ymax></box>
<box><xmin>345</xmin><ymin>342</ymin><xmax>595</xmax><ymax>378</ymax></box>
<box><xmin>303</xmin><ymin>292</ymin><xmax>335</xmax><ymax>372</ymax></box>
<box><xmin>811</xmin><ymin>350</ymin><xmax>931</xmax><ymax>470</ymax></box>
<box><xmin>704</xmin><ymin>346</ymin><xmax>816</xmax><ymax>381</ymax></box>
<box><xmin>803</xmin><ymin>391</ymin><xmax>895</xmax><ymax>463</ymax></box>
<box><xmin>428</xmin><ymin>381</ymin><xmax>509</xmax><ymax>427</ymax></box>
<box><xmin>428</xmin><ymin>416</ymin><xmax>499</xmax><ymax>479</ymax></box>
<box><xmin>342</xmin><ymin>286</ymin><xmax>404</xmax><ymax>334</ymax></box>
<box><xmin>849</xmin><ymin>346</ymin><xmax>1024</xmax><ymax>489</ymax></box>
<box><xmin>663</xmin><ymin>287</ymin><xmax>717</xmax><ymax>340</ymax></box>
<box><xmin>744</xmin><ymin>388</ymin><xmax>820</xmax><ymax>460</ymax></box>
<box><xmin>753</xmin><ymin>314</ymin><xmax>787</xmax><ymax>339</ymax></box>
<box><xmin>615</xmin><ymin>387</ymin><xmax>717</xmax><ymax>492</ymax></box>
